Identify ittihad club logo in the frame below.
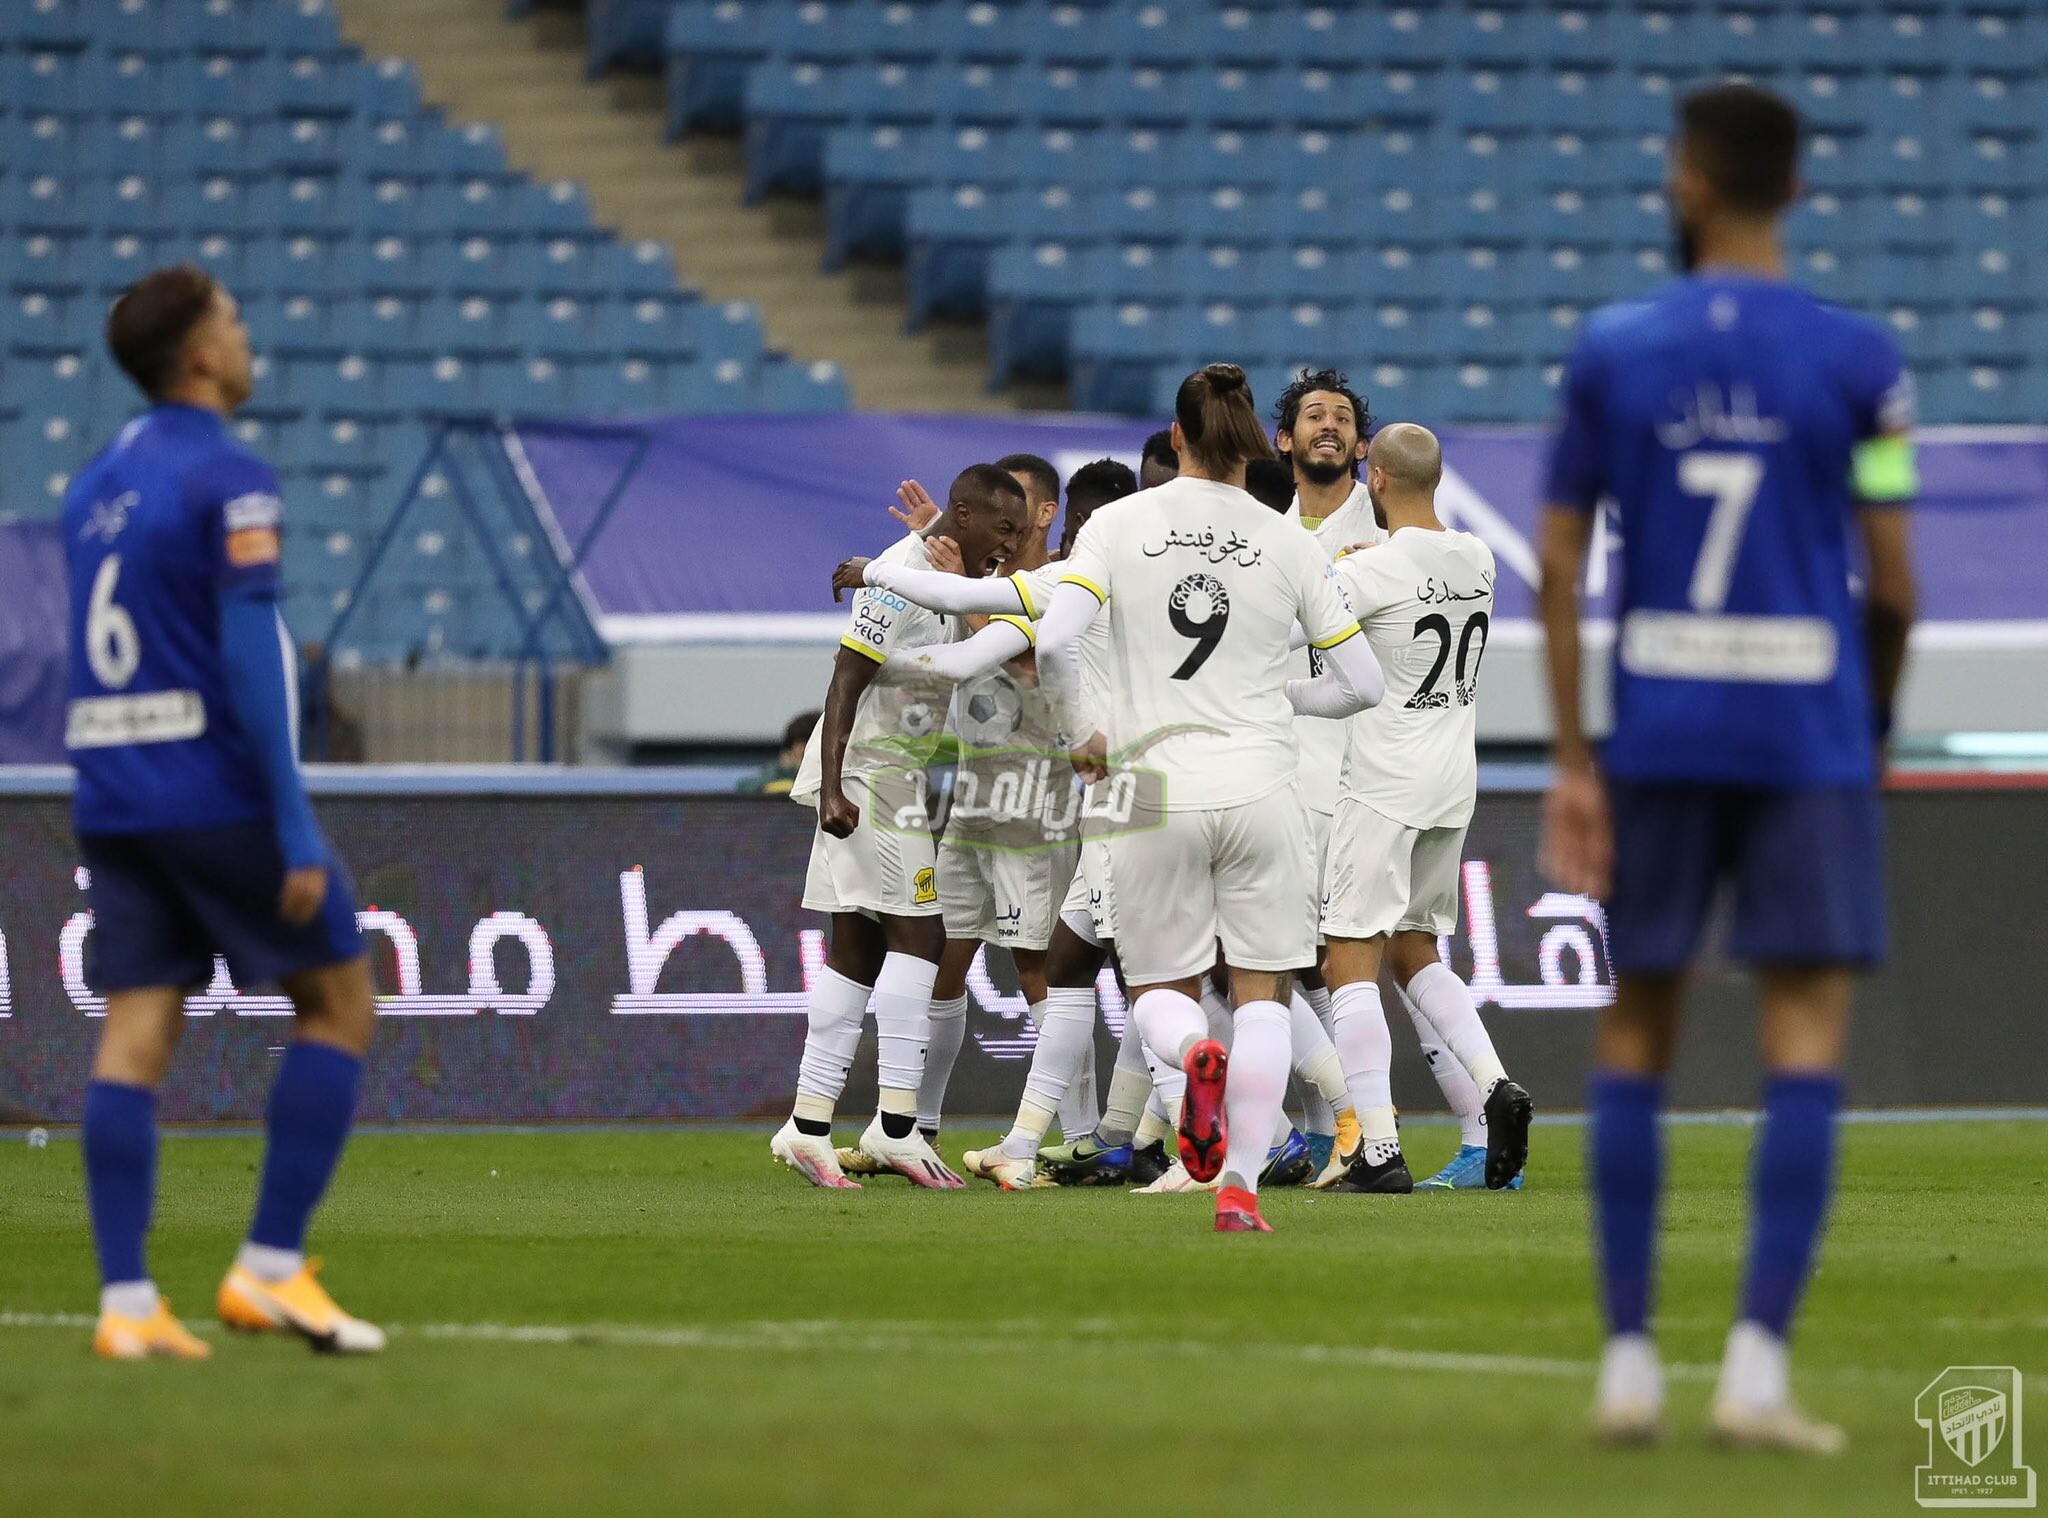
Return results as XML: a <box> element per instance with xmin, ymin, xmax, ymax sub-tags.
<box><xmin>1916</xmin><ymin>1366</ymin><xmax>2036</xmax><ymax>1508</ymax></box>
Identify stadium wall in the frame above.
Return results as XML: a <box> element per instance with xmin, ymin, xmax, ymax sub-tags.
<box><xmin>1</xmin><ymin>770</ymin><xmax>2040</xmax><ymax>1125</ymax></box>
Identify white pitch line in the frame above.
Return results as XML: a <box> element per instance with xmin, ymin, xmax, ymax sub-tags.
<box><xmin>0</xmin><ymin>1310</ymin><xmax>1946</xmax><ymax>1384</ymax></box>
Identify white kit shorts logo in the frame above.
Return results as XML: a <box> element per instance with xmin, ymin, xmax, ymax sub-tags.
<box><xmin>1916</xmin><ymin>1366</ymin><xmax>2036</xmax><ymax>1508</ymax></box>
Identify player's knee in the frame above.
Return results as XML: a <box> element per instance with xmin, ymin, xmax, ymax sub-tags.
<box><xmin>882</xmin><ymin>914</ymin><xmax>945</xmax><ymax>963</ymax></box>
<box><xmin>1387</xmin><ymin>931</ymin><xmax>1440</xmax><ymax>983</ymax></box>
<box><xmin>285</xmin><ymin>955</ymin><xmax>377</xmax><ymax>1053</ymax></box>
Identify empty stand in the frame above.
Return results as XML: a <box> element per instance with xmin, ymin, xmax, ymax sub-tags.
<box><xmin>1</xmin><ymin>0</ymin><xmax>851</xmax><ymax>659</ymax></box>
<box><xmin>633</xmin><ymin>0</ymin><xmax>2044</xmax><ymax>424</ymax></box>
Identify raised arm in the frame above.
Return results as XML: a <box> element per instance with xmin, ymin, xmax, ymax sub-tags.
<box><xmin>882</xmin><ymin>618</ymin><xmax>1033</xmax><ymax>686</ymax></box>
<box><xmin>845</xmin><ymin>557</ymin><xmax>1033</xmax><ymax>617</ymax></box>
<box><xmin>1036</xmin><ymin>580</ymin><xmax>1103</xmax><ymax>772</ymax></box>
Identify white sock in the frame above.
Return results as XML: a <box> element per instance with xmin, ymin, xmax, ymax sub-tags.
<box><xmin>100</xmin><ymin>1280</ymin><xmax>159</xmax><ymax>1319</ymax></box>
<box><xmin>1332</xmin><ymin>980</ymin><xmax>1399</xmax><ymax>1155</ymax></box>
<box><xmin>1145</xmin><ymin>1042</ymin><xmax>1186</xmax><ymax>1126</ymax></box>
<box><xmin>1006</xmin><ymin>987</ymin><xmax>1097</xmax><ymax>1158</ymax></box>
<box><xmin>1097</xmin><ymin>1015</ymin><xmax>1152</xmax><ymax>1144</ymax></box>
<box><xmin>1133</xmin><ymin>987</ymin><xmax>1206</xmax><ymax>1071</ymax></box>
<box><xmin>1289</xmin><ymin>989</ymin><xmax>1349</xmax><ymax>1126</ymax></box>
<box><xmin>794</xmin><ymin>964</ymin><xmax>871</xmax><ymax>1117</ymax></box>
<box><xmin>1597</xmin><ymin>1333</ymin><xmax>1666</xmax><ymax>1412</ymax></box>
<box><xmin>1059</xmin><ymin>1002</ymin><xmax>1100</xmax><ymax>1142</ymax></box>
<box><xmin>1397</xmin><ymin>981</ymin><xmax>1484</xmax><ymax>1147</ymax></box>
<box><xmin>1197</xmin><ymin>977</ymin><xmax>1233</xmax><ymax>1044</ymax></box>
<box><xmin>917</xmin><ymin>993</ymin><xmax>969</xmax><ymax>1132</ymax></box>
<box><xmin>1407</xmin><ymin>961</ymin><xmax>1508</xmax><ymax>1094</ymax></box>
<box><xmin>871</xmin><ymin>951</ymin><xmax>938</xmax><ymax>1105</ymax></box>
<box><xmin>235</xmin><ymin>1241</ymin><xmax>303</xmax><ymax>1284</ymax></box>
<box><xmin>1304</xmin><ymin>981</ymin><xmax>1333</xmax><ymax>1030</ymax></box>
<box><xmin>1716</xmin><ymin>1321</ymin><xmax>1790</xmax><ymax>1411</ymax></box>
<box><xmin>1136</xmin><ymin>1105</ymin><xmax>1176</xmax><ymax>1149</ymax></box>
<box><xmin>1217</xmin><ymin>1000</ymin><xmax>1290</xmax><ymax>1195</ymax></box>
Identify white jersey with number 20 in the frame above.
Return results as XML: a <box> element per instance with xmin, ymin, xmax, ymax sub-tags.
<box><xmin>1058</xmin><ymin>476</ymin><xmax>1362</xmax><ymax>810</ymax></box>
<box><xmin>1333</xmin><ymin>526</ymin><xmax>1496</xmax><ymax>830</ymax></box>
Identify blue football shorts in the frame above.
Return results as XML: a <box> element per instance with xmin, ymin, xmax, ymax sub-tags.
<box><xmin>79</xmin><ymin>823</ymin><xmax>365</xmax><ymax>994</ymax></box>
<box><xmin>1605</xmin><ymin>783</ymin><xmax>1886</xmax><ymax>975</ymax></box>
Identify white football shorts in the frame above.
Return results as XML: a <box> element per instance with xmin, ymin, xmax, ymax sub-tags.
<box><xmin>800</xmin><ymin>777</ymin><xmax>942</xmax><ymax>919</ymax></box>
<box><xmin>1320</xmin><ymin>797</ymin><xmax>1466</xmax><ymax>941</ymax></box>
<box><xmin>1057</xmin><ymin>837</ymin><xmax>1119</xmax><ymax>947</ymax></box>
<box><xmin>1107</xmin><ymin>783</ymin><xmax>1317</xmax><ymax>985</ymax></box>
<box><xmin>939</xmin><ymin>830</ymin><xmax>1079</xmax><ymax>951</ymax></box>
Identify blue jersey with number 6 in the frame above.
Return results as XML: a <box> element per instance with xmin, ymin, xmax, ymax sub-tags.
<box><xmin>1545</xmin><ymin>274</ymin><xmax>1913</xmax><ymax>787</ymax></box>
<box><xmin>63</xmin><ymin>404</ymin><xmax>291</xmax><ymax>835</ymax></box>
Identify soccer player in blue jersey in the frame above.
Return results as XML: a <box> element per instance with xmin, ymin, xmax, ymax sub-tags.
<box><xmin>1538</xmin><ymin>86</ymin><xmax>1917</xmax><ymax>1451</ymax></box>
<box><xmin>66</xmin><ymin>265</ymin><xmax>385</xmax><ymax>1358</ymax></box>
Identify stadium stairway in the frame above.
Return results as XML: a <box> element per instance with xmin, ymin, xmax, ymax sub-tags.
<box><xmin>333</xmin><ymin>0</ymin><xmax>1036</xmax><ymax>412</ymax></box>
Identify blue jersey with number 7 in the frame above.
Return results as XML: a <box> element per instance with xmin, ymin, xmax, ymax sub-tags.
<box><xmin>63</xmin><ymin>404</ymin><xmax>293</xmax><ymax>835</ymax></box>
<box><xmin>1544</xmin><ymin>273</ymin><xmax>1914</xmax><ymax>787</ymax></box>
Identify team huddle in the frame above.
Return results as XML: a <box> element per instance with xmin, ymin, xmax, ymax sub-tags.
<box><xmin>770</xmin><ymin>365</ymin><xmax>1534</xmax><ymax>1230</ymax></box>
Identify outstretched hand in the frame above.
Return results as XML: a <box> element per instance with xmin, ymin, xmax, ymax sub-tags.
<box><xmin>831</xmin><ymin>556</ymin><xmax>872</xmax><ymax>601</ymax></box>
<box><xmin>890</xmin><ymin>479</ymin><xmax>941</xmax><ymax>532</ymax></box>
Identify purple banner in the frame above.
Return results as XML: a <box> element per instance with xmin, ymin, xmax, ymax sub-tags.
<box><xmin>0</xmin><ymin>523</ymin><xmax>71</xmax><ymax>766</ymax></box>
<box><xmin>511</xmin><ymin>416</ymin><xmax>2048</xmax><ymax>631</ymax></box>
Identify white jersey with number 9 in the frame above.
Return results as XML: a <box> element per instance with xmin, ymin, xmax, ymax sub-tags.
<box><xmin>1057</xmin><ymin>476</ymin><xmax>1362</xmax><ymax>810</ymax></box>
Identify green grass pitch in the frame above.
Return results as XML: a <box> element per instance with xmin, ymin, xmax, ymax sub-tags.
<box><xmin>1</xmin><ymin>1120</ymin><xmax>2040</xmax><ymax>1517</ymax></box>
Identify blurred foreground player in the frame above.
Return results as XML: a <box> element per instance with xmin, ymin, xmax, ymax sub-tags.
<box><xmin>1538</xmin><ymin>85</ymin><xmax>1917</xmax><ymax>1451</ymax></box>
<box><xmin>772</xmin><ymin>466</ymin><xmax>1028</xmax><ymax>1189</ymax></box>
<box><xmin>65</xmin><ymin>266</ymin><xmax>382</xmax><ymax>1358</ymax></box>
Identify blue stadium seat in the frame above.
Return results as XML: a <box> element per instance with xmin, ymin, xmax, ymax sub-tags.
<box><xmin>476</xmin><ymin>355</ymin><xmax>576</xmax><ymax>418</ymax></box>
<box><xmin>751</xmin><ymin>356</ymin><xmax>850</xmax><ymax>412</ymax></box>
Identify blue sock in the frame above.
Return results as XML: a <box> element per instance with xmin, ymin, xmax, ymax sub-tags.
<box><xmin>248</xmin><ymin>1042</ymin><xmax>362</xmax><ymax>1253</ymax></box>
<box><xmin>82</xmin><ymin>1080</ymin><xmax>158</xmax><ymax>1286</ymax></box>
<box><xmin>1740</xmin><ymin>1072</ymin><xmax>1841</xmax><ymax>1340</ymax></box>
<box><xmin>1589</xmin><ymin>1072</ymin><xmax>1663</xmax><ymax>1337</ymax></box>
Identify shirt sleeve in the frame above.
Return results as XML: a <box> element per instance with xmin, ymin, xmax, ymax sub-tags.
<box><xmin>1293</xmin><ymin>539</ymin><xmax>1363</xmax><ymax>651</ymax></box>
<box><xmin>1542</xmin><ymin>326</ymin><xmax>1608</xmax><ymax>512</ymax></box>
<box><xmin>1056</xmin><ymin>515</ymin><xmax>1113</xmax><ymax>604</ymax></box>
<box><xmin>204</xmin><ymin>451</ymin><xmax>286</xmax><ymax>599</ymax></box>
<box><xmin>1843</xmin><ymin>321</ymin><xmax>1919</xmax><ymax>504</ymax></box>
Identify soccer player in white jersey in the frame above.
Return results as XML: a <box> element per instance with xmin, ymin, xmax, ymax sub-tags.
<box><xmin>859</xmin><ymin>452</ymin><xmax>1098</xmax><ymax>1169</ymax></box>
<box><xmin>770</xmin><ymin>466</ymin><xmax>1029</xmax><ymax>1189</ymax></box>
<box><xmin>838</xmin><ymin>460</ymin><xmax>1173</xmax><ymax>1190</ymax></box>
<box><xmin>1037</xmin><ymin>364</ymin><xmax>1388</xmax><ymax>1234</ymax></box>
<box><xmin>1287</xmin><ymin>425</ymin><xmax>1535</xmax><ymax>1194</ymax></box>
<box><xmin>1274</xmin><ymin>370</ymin><xmax>1495</xmax><ymax>1190</ymax></box>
